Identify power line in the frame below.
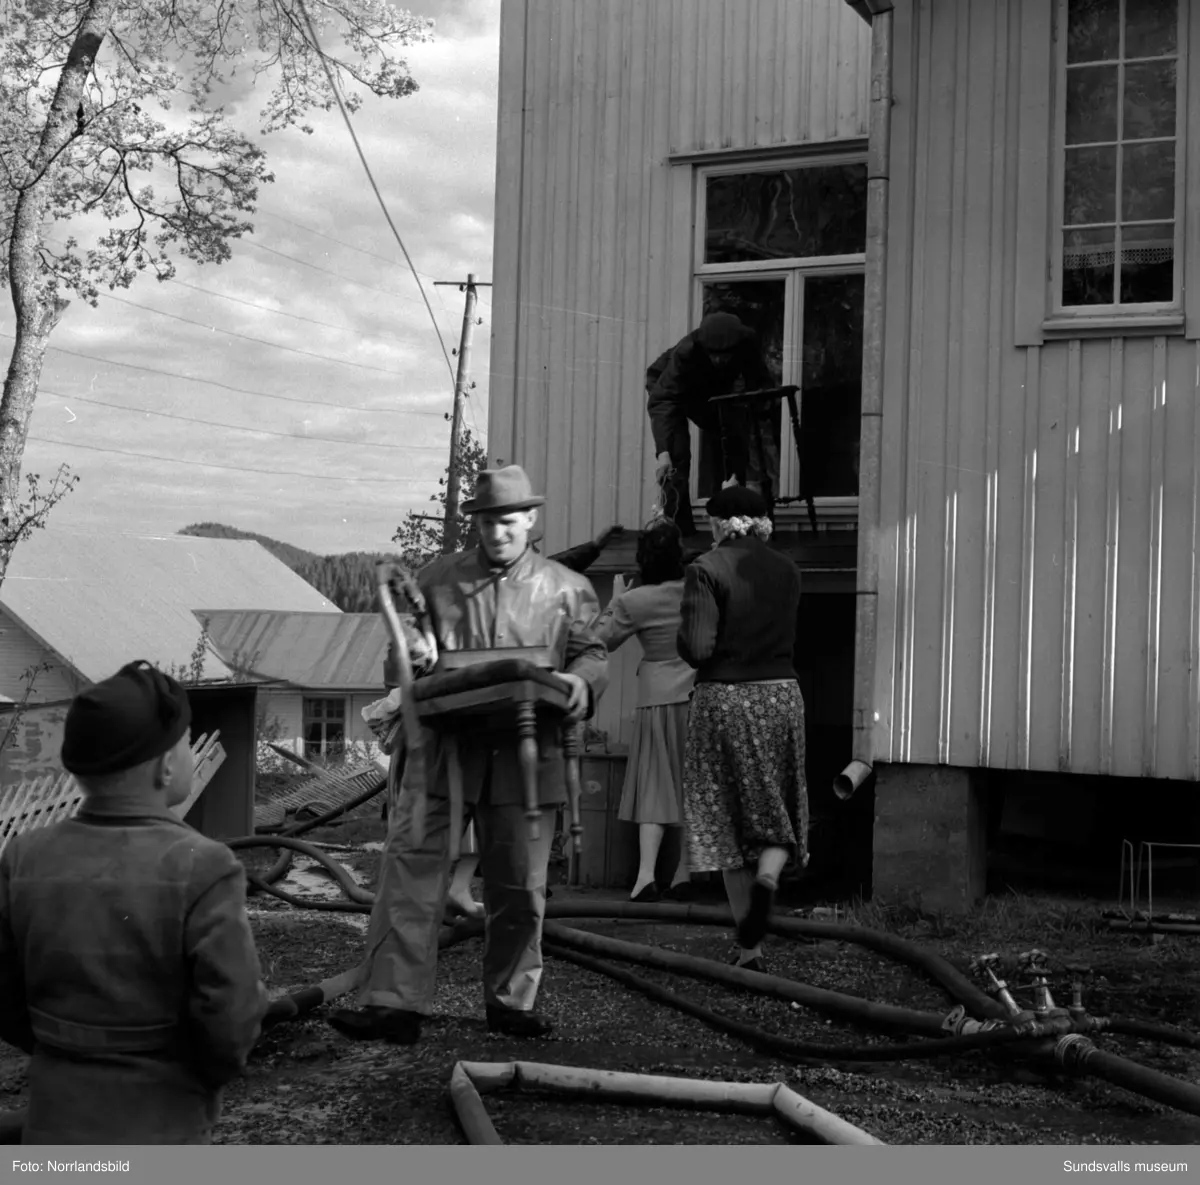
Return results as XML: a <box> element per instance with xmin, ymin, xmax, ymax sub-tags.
<box><xmin>37</xmin><ymin>389</ymin><xmax>449</xmax><ymax>452</ymax></box>
<box><xmin>98</xmin><ymin>290</ymin><xmax>410</xmax><ymax>377</ymax></box>
<box><xmin>40</xmin><ymin>233</ymin><xmax>416</xmax><ymax>347</ymax></box>
<box><xmin>241</xmin><ymin>239</ymin><xmax>425</xmax><ymax>304</ymax></box>
<box><xmin>155</xmin><ymin>277</ymin><xmax>411</xmax><ymax>344</ymax></box>
<box><xmin>256</xmin><ymin>209</ymin><xmax>440</xmax><ymax>281</ymax></box>
<box><xmin>0</xmin><ymin>331</ymin><xmax>449</xmax><ymax>417</ymax></box>
<box><xmin>295</xmin><ymin>0</ymin><xmax>456</xmax><ymax>386</ymax></box>
<box><xmin>26</xmin><ymin>434</ymin><xmax>434</xmax><ymax>483</ymax></box>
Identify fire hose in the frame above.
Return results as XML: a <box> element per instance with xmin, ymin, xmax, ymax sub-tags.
<box><xmin>222</xmin><ymin>830</ymin><xmax>1200</xmax><ymax>1124</ymax></box>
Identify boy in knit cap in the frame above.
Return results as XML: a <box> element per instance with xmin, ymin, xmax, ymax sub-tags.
<box><xmin>0</xmin><ymin>661</ymin><xmax>269</xmax><ymax>1145</ymax></box>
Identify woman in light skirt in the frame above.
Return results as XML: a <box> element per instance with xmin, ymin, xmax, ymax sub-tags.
<box><xmin>596</xmin><ymin>520</ymin><xmax>694</xmax><ymax>902</ymax></box>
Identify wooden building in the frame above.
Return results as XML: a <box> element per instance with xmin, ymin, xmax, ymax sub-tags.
<box><xmin>489</xmin><ymin>0</ymin><xmax>1200</xmax><ymax>909</ymax></box>
<box><xmin>203</xmin><ymin>610</ymin><xmax>393</xmax><ymax>762</ymax></box>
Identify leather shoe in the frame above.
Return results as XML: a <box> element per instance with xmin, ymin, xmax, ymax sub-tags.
<box><xmin>327</xmin><ymin>1006</ymin><xmax>422</xmax><ymax>1045</ymax></box>
<box><xmin>485</xmin><ymin>1006</ymin><xmax>554</xmax><ymax>1039</ymax></box>
<box><xmin>736</xmin><ymin>879</ymin><xmax>776</xmax><ymax>950</ymax></box>
<box><xmin>630</xmin><ymin>883</ymin><xmax>660</xmax><ymax>903</ymax></box>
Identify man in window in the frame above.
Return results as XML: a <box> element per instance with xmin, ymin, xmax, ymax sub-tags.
<box><xmin>328</xmin><ymin>465</ymin><xmax>608</xmax><ymax>1045</ymax></box>
<box><xmin>646</xmin><ymin>311</ymin><xmax>776</xmax><ymax>537</ymax></box>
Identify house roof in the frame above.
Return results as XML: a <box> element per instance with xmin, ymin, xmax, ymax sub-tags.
<box><xmin>202</xmin><ymin>611</ymin><xmax>387</xmax><ymax>691</ymax></box>
<box><xmin>0</xmin><ymin>530</ymin><xmax>339</xmax><ymax>684</ymax></box>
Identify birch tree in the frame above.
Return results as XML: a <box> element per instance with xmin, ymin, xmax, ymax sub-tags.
<box><xmin>0</xmin><ymin>0</ymin><xmax>433</xmax><ymax>587</ymax></box>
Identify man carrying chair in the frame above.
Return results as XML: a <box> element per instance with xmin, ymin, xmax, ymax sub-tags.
<box><xmin>329</xmin><ymin>466</ymin><xmax>608</xmax><ymax>1045</ymax></box>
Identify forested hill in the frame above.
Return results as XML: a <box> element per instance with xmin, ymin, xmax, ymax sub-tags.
<box><xmin>179</xmin><ymin>522</ymin><xmax>388</xmax><ymax>613</ymax></box>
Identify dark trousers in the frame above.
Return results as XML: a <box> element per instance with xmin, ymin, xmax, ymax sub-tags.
<box><xmin>656</xmin><ymin>399</ymin><xmax>753</xmax><ymax>536</ymax></box>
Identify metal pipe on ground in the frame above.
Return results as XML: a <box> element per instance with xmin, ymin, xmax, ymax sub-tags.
<box><xmin>449</xmin><ymin>1060</ymin><xmax>885</xmax><ymax>1146</ymax></box>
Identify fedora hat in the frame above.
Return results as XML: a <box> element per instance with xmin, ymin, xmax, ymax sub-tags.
<box><xmin>461</xmin><ymin>465</ymin><xmax>545</xmax><ymax>515</ymax></box>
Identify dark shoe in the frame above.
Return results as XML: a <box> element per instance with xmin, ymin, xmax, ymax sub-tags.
<box><xmin>486</xmin><ymin>1006</ymin><xmax>554</xmax><ymax>1039</ymax></box>
<box><xmin>662</xmin><ymin>881</ymin><xmax>695</xmax><ymax>902</ymax></box>
<box><xmin>630</xmin><ymin>883</ymin><xmax>661</xmax><ymax>903</ymax></box>
<box><xmin>327</xmin><ymin>1006</ymin><xmax>422</xmax><ymax>1045</ymax></box>
<box><xmin>736</xmin><ymin>879</ymin><xmax>776</xmax><ymax>950</ymax></box>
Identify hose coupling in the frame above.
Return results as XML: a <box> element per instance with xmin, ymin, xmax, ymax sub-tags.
<box><xmin>941</xmin><ymin>1005</ymin><xmax>970</xmax><ymax>1035</ymax></box>
<box><xmin>1054</xmin><ymin>1032</ymin><xmax>1097</xmax><ymax>1071</ymax></box>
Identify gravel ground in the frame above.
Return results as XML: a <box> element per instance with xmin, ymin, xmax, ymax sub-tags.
<box><xmin>3</xmin><ymin>819</ymin><xmax>1200</xmax><ymax>1146</ymax></box>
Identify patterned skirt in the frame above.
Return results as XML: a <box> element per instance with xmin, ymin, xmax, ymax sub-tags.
<box><xmin>682</xmin><ymin>680</ymin><xmax>809</xmax><ymax>874</ymax></box>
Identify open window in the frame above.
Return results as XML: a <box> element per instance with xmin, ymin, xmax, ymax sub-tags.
<box><xmin>690</xmin><ymin>156</ymin><xmax>867</xmax><ymax>525</ymax></box>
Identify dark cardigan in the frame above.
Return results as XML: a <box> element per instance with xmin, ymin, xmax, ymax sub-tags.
<box><xmin>677</xmin><ymin>536</ymin><xmax>801</xmax><ymax>684</ymax></box>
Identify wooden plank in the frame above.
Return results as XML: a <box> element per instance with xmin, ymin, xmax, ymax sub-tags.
<box><xmin>1012</xmin><ymin>0</ymin><xmax>1052</xmax><ymax>347</ymax></box>
<box><xmin>173</xmin><ymin>732</ymin><xmax>226</xmax><ymax>822</ymax></box>
<box><xmin>1099</xmin><ymin>339</ymin><xmax>1125</xmax><ymax>775</ymax></box>
<box><xmin>1142</xmin><ymin>337</ymin><xmax>1169</xmax><ymax>775</ymax></box>
<box><xmin>1058</xmin><ymin>339</ymin><xmax>1082</xmax><ymax>769</ymax></box>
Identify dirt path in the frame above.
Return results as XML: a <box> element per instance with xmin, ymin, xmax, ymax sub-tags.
<box><xmin>4</xmin><ymin>877</ymin><xmax>1200</xmax><ymax>1145</ymax></box>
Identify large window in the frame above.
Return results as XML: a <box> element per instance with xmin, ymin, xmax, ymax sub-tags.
<box><xmin>303</xmin><ymin>697</ymin><xmax>346</xmax><ymax>761</ymax></box>
<box><xmin>691</xmin><ymin>156</ymin><xmax>867</xmax><ymax>522</ymax></box>
<box><xmin>1053</xmin><ymin>0</ymin><xmax>1186</xmax><ymax>314</ymax></box>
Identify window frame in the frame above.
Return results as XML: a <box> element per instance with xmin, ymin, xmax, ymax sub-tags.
<box><xmin>1045</xmin><ymin>0</ymin><xmax>1190</xmax><ymax>333</ymax></box>
<box><xmin>690</xmin><ymin>153</ymin><xmax>868</xmax><ymax>525</ymax></box>
<box><xmin>302</xmin><ymin>695</ymin><xmax>347</xmax><ymax>760</ymax></box>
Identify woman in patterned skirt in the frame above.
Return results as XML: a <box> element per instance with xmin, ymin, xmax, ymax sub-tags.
<box><xmin>596</xmin><ymin>519</ymin><xmax>695</xmax><ymax>902</ymax></box>
<box><xmin>677</xmin><ymin>485</ymin><xmax>808</xmax><ymax>971</ymax></box>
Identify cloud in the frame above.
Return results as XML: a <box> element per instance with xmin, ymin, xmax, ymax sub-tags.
<box><xmin>11</xmin><ymin>0</ymin><xmax>499</xmax><ymax>557</ymax></box>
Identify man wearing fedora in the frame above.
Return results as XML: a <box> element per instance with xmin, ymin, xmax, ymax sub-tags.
<box><xmin>329</xmin><ymin>465</ymin><xmax>609</xmax><ymax>1044</ymax></box>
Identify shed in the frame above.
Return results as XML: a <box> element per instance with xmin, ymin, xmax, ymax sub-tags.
<box><xmin>202</xmin><ymin>610</ymin><xmax>390</xmax><ymax>762</ymax></box>
<box><xmin>0</xmin><ymin>529</ymin><xmax>341</xmax><ymax>840</ymax></box>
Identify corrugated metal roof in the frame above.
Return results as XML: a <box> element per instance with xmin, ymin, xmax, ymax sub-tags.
<box><xmin>1</xmin><ymin>530</ymin><xmax>340</xmax><ymax>684</ymax></box>
<box><xmin>202</xmin><ymin>611</ymin><xmax>386</xmax><ymax>690</ymax></box>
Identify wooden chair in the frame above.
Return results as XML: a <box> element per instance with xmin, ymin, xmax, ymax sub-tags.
<box><xmin>409</xmin><ymin>649</ymin><xmax>583</xmax><ymax>862</ymax></box>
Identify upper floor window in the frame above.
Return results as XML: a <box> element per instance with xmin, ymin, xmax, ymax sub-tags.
<box><xmin>1055</xmin><ymin>0</ymin><xmax>1186</xmax><ymax>313</ymax></box>
<box><xmin>690</xmin><ymin>155</ymin><xmax>867</xmax><ymax>520</ymax></box>
<box><xmin>704</xmin><ymin>164</ymin><xmax>869</xmax><ymax>265</ymax></box>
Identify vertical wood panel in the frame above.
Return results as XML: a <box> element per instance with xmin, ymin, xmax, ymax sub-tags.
<box><xmin>896</xmin><ymin>0</ymin><xmax>936</xmax><ymax>764</ymax></box>
<box><xmin>1015</xmin><ymin>348</ymin><xmax>1041</xmax><ymax>769</ymax></box>
<box><xmin>1099</xmin><ymin>340</ymin><xmax>1124</xmax><ymax>774</ymax></box>
<box><xmin>872</xmin><ymin>0</ymin><xmax>921</xmax><ymax>763</ymax></box>
<box><xmin>1142</xmin><ymin>338</ymin><xmax>1169</xmax><ymax>775</ymax></box>
<box><xmin>1147</xmin><ymin>341</ymin><xmax>1194</xmax><ymax>779</ymax></box>
<box><xmin>1190</xmin><ymin>342</ymin><xmax>1200</xmax><ymax>779</ymax></box>
<box><xmin>489</xmin><ymin>0</ymin><xmax>530</xmax><ymax>467</ymax></box>
<box><xmin>1058</xmin><ymin>340</ymin><xmax>1082</xmax><ymax>769</ymax></box>
<box><xmin>936</xmin><ymin>0</ymin><xmax>970</xmax><ymax>766</ymax></box>
<box><xmin>1112</xmin><ymin>340</ymin><xmax>1153</xmax><ymax>776</ymax></box>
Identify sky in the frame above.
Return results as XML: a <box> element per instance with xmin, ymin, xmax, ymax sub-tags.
<box><xmin>11</xmin><ymin>0</ymin><xmax>500</xmax><ymax>558</ymax></box>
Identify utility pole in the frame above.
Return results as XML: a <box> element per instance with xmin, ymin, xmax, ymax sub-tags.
<box><xmin>433</xmin><ymin>273</ymin><xmax>491</xmax><ymax>554</ymax></box>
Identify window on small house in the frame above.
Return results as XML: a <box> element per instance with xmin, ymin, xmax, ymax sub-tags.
<box><xmin>303</xmin><ymin>697</ymin><xmax>346</xmax><ymax>761</ymax></box>
<box><xmin>1056</xmin><ymin>0</ymin><xmax>1185</xmax><ymax>312</ymax></box>
<box><xmin>692</xmin><ymin>159</ymin><xmax>867</xmax><ymax>514</ymax></box>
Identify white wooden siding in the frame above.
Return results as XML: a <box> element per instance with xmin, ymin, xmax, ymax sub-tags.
<box><xmin>490</xmin><ymin>0</ymin><xmax>872</xmax><ymax>556</ymax></box>
<box><xmin>0</xmin><ymin>611</ymin><xmax>83</xmax><ymax>703</ymax></box>
<box><xmin>870</xmin><ymin>0</ymin><xmax>1200</xmax><ymax>780</ymax></box>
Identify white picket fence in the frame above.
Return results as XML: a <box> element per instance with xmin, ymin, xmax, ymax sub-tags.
<box><xmin>0</xmin><ymin>732</ymin><xmax>225</xmax><ymax>860</ymax></box>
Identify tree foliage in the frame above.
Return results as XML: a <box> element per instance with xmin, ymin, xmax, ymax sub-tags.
<box><xmin>0</xmin><ymin>0</ymin><xmax>433</xmax><ymax>589</ymax></box>
<box><xmin>391</xmin><ymin>424</ymin><xmax>487</xmax><ymax>570</ymax></box>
